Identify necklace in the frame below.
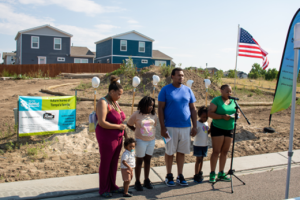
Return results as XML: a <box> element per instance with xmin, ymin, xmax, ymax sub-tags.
<box><xmin>105</xmin><ymin>94</ymin><xmax>120</xmax><ymax>113</ymax></box>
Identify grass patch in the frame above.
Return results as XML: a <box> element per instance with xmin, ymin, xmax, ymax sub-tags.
<box><xmin>75</xmin><ymin>82</ymin><xmax>92</xmax><ymax>90</ymax></box>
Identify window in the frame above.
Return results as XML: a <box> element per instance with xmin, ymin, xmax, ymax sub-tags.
<box><xmin>139</xmin><ymin>42</ymin><xmax>145</xmax><ymax>52</ymax></box>
<box><xmin>54</xmin><ymin>38</ymin><xmax>61</xmax><ymax>50</ymax></box>
<box><xmin>74</xmin><ymin>58</ymin><xmax>88</xmax><ymax>63</ymax></box>
<box><xmin>155</xmin><ymin>60</ymin><xmax>167</xmax><ymax>66</ymax></box>
<box><xmin>141</xmin><ymin>59</ymin><xmax>148</xmax><ymax>64</ymax></box>
<box><xmin>31</xmin><ymin>36</ymin><xmax>39</xmax><ymax>49</ymax></box>
<box><xmin>98</xmin><ymin>60</ymin><xmax>101</xmax><ymax>63</ymax></box>
<box><xmin>120</xmin><ymin>40</ymin><xmax>127</xmax><ymax>51</ymax></box>
<box><xmin>38</xmin><ymin>56</ymin><xmax>46</xmax><ymax>64</ymax></box>
<box><xmin>57</xmin><ymin>57</ymin><xmax>65</xmax><ymax>62</ymax></box>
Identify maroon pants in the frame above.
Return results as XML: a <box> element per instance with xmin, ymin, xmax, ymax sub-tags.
<box><xmin>96</xmin><ymin>125</ymin><xmax>123</xmax><ymax>194</ymax></box>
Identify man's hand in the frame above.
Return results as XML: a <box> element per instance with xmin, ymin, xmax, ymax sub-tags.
<box><xmin>161</xmin><ymin>127</ymin><xmax>169</xmax><ymax>138</ymax></box>
<box><xmin>191</xmin><ymin>127</ymin><xmax>197</xmax><ymax>137</ymax></box>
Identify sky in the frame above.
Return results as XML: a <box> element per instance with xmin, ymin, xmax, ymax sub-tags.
<box><xmin>0</xmin><ymin>0</ymin><xmax>299</xmax><ymax>73</ymax></box>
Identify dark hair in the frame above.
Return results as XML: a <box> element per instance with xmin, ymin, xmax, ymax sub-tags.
<box><xmin>108</xmin><ymin>75</ymin><xmax>123</xmax><ymax>92</ymax></box>
<box><xmin>171</xmin><ymin>68</ymin><xmax>184</xmax><ymax>76</ymax></box>
<box><xmin>138</xmin><ymin>96</ymin><xmax>155</xmax><ymax>115</ymax></box>
<box><xmin>198</xmin><ymin>106</ymin><xmax>208</xmax><ymax>118</ymax></box>
<box><xmin>124</xmin><ymin>137</ymin><xmax>136</xmax><ymax>148</ymax></box>
<box><xmin>221</xmin><ymin>84</ymin><xmax>231</xmax><ymax>90</ymax></box>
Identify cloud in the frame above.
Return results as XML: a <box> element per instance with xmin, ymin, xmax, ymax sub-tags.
<box><xmin>0</xmin><ymin>3</ymin><xmax>54</xmax><ymax>35</ymax></box>
<box><xmin>127</xmin><ymin>19</ymin><xmax>139</xmax><ymax>24</ymax></box>
<box><xmin>94</xmin><ymin>24</ymin><xmax>119</xmax><ymax>32</ymax></box>
<box><xmin>0</xmin><ymin>2</ymin><xmax>118</xmax><ymax>51</ymax></box>
<box><xmin>18</xmin><ymin>0</ymin><xmax>124</xmax><ymax>16</ymax></box>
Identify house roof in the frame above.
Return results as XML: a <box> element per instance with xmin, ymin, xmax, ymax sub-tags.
<box><xmin>70</xmin><ymin>46</ymin><xmax>95</xmax><ymax>58</ymax></box>
<box><xmin>94</xmin><ymin>30</ymin><xmax>154</xmax><ymax>44</ymax></box>
<box><xmin>15</xmin><ymin>24</ymin><xmax>73</xmax><ymax>40</ymax></box>
<box><xmin>206</xmin><ymin>67</ymin><xmax>218</xmax><ymax>71</ymax></box>
<box><xmin>152</xmin><ymin>50</ymin><xmax>172</xmax><ymax>60</ymax></box>
<box><xmin>2</xmin><ymin>52</ymin><xmax>16</xmax><ymax>59</ymax></box>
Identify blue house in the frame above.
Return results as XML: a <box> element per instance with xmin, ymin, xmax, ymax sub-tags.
<box><xmin>94</xmin><ymin>30</ymin><xmax>173</xmax><ymax>69</ymax></box>
<box><xmin>15</xmin><ymin>25</ymin><xmax>94</xmax><ymax>64</ymax></box>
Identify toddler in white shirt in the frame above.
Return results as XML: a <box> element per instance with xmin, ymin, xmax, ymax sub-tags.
<box><xmin>120</xmin><ymin>138</ymin><xmax>136</xmax><ymax>197</ymax></box>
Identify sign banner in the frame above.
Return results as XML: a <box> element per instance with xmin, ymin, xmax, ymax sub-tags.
<box><xmin>270</xmin><ymin>9</ymin><xmax>300</xmax><ymax>119</ymax></box>
<box><xmin>18</xmin><ymin>96</ymin><xmax>76</xmax><ymax>137</ymax></box>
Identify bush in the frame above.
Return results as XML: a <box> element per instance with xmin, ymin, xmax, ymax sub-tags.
<box><xmin>160</xmin><ymin>64</ymin><xmax>174</xmax><ymax>77</ymax></box>
<box><xmin>208</xmin><ymin>88</ymin><xmax>221</xmax><ymax>98</ymax></box>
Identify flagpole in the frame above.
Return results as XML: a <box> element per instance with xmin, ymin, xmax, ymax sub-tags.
<box><xmin>234</xmin><ymin>24</ymin><xmax>240</xmax><ymax>93</ymax></box>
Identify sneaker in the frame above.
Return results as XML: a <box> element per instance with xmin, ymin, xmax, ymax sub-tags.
<box><xmin>134</xmin><ymin>180</ymin><xmax>143</xmax><ymax>191</ymax></box>
<box><xmin>194</xmin><ymin>172</ymin><xmax>204</xmax><ymax>183</ymax></box>
<box><xmin>218</xmin><ymin>172</ymin><xmax>231</xmax><ymax>182</ymax></box>
<box><xmin>165</xmin><ymin>173</ymin><xmax>175</xmax><ymax>187</ymax></box>
<box><xmin>176</xmin><ymin>174</ymin><xmax>188</xmax><ymax>186</ymax></box>
<box><xmin>143</xmin><ymin>178</ymin><xmax>153</xmax><ymax>189</ymax></box>
<box><xmin>209</xmin><ymin>172</ymin><xmax>216</xmax><ymax>183</ymax></box>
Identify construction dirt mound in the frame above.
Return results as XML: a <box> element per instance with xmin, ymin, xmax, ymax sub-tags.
<box><xmin>100</xmin><ymin>65</ymin><xmax>220</xmax><ymax>101</ymax></box>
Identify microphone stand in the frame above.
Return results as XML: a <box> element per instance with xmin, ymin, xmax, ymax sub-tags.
<box><xmin>211</xmin><ymin>99</ymin><xmax>250</xmax><ymax>193</ymax></box>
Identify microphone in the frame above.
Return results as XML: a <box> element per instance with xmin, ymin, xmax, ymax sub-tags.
<box><xmin>229</xmin><ymin>96</ymin><xmax>239</xmax><ymax>101</ymax></box>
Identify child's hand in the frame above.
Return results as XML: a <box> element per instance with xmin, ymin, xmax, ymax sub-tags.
<box><xmin>128</xmin><ymin>167</ymin><xmax>133</xmax><ymax>173</ymax></box>
<box><xmin>190</xmin><ymin>127</ymin><xmax>197</xmax><ymax>137</ymax></box>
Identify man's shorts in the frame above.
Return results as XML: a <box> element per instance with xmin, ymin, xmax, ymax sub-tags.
<box><xmin>121</xmin><ymin>168</ymin><xmax>133</xmax><ymax>182</ymax></box>
<box><xmin>165</xmin><ymin>127</ymin><xmax>191</xmax><ymax>155</ymax></box>
<box><xmin>210</xmin><ymin>123</ymin><xmax>233</xmax><ymax>138</ymax></box>
<box><xmin>135</xmin><ymin>138</ymin><xmax>155</xmax><ymax>158</ymax></box>
<box><xmin>193</xmin><ymin>146</ymin><xmax>208</xmax><ymax>157</ymax></box>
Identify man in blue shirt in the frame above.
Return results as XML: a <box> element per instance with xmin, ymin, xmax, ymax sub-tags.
<box><xmin>158</xmin><ymin>68</ymin><xmax>197</xmax><ymax>186</ymax></box>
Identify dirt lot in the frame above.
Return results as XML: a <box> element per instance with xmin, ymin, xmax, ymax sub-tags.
<box><xmin>0</xmin><ymin>70</ymin><xmax>299</xmax><ymax>183</ymax></box>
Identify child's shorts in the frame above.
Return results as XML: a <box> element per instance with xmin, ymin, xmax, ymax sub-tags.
<box><xmin>121</xmin><ymin>168</ymin><xmax>133</xmax><ymax>182</ymax></box>
<box><xmin>193</xmin><ymin>146</ymin><xmax>208</xmax><ymax>157</ymax></box>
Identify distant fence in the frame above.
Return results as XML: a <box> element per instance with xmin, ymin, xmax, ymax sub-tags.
<box><xmin>0</xmin><ymin>63</ymin><xmax>121</xmax><ymax>77</ymax></box>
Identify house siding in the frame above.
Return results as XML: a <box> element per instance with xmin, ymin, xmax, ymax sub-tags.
<box><xmin>16</xmin><ymin>36</ymin><xmax>21</xmax><ymax>64</ymax></box>
<box><xmin>113</xmin><ymin>39</ymin><xmax>152</xmax><ymax>57</ymax></box>
<box><xmin>96</xmin><ymin>39</ymin><xmax>112</xmax><ymax>58</ymax></box>
<box><xmin>21</xmin><ymin>34</ymin><xmax>72</xmax><ymax>64</ymax></box>
<box><xmin>94</xmin><ymin>56</ymin><xmax>112</xmax><ymax>64</ymax></box>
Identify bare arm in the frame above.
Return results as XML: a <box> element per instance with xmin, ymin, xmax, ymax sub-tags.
<box><xmin>127</xmin><ymin>124</ymin><xmax>136</xmax><ymax>131</ymax></box>
<box><xmin>96</xmin><ymin>99</ymin><xmax>125</xmax><ymax>130</ymax></box>
<box><xmin>122</xmin><ymin>160</ymin><xmax>133</xmax><ymax>171</ymax></box>
<box><xmin>208</xmin><ymin>102</ymin><xmax>231</xmax><ymax>121</ymax></box>
<box><xmin>189</xmin><ymin>103</ymin><xmax>198</xmax><ymax>137</ymax></box>
<box><xmin>158</xmin><ymin>101</ymin><xmax>169</xmax><ymax>138</ymax></box>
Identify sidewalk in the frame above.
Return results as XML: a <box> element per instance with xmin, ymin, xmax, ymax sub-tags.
<box><xmin>0</xmin><ymin>150</ymin><xmax>299</xmax><ymax>200</ymax></box>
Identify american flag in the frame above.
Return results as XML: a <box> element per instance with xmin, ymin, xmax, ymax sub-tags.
<box><xmin>238</xmin><ymin>28</ymin><xmax>269</xmax><ymax>70</ymax></box>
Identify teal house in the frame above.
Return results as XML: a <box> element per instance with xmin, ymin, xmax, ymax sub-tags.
<box><xmin>94</xmin><ymin>30</ymin><xmax>174</xmax><ymax>69</ymax></box>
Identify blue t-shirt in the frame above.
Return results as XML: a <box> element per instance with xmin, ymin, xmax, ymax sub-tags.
<box><xmin>158</xmin><ymin>84</ymin><xmax>196</xmax><ymax>127</ymax></box>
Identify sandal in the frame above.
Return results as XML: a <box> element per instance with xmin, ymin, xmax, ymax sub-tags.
<box><xmin>123</xmin><ymin>193</ymin><xmax>133</xmax><ymax>197</ymax></box>
<box><xmin>100</xmin><ymin>192</ymin><xmax>112</xmax><ymax>198</ymax></box>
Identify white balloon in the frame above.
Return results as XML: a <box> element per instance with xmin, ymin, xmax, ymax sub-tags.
<box><xmin>204</xmin><ymin>79</ymin><xmax>211</xmax><ymax>88</ymax></box>
<box><xmin>186</xmin><ymin>80</ymin><xmax>194</xmax><ymax>88</ymax></box>
<box><xmin>117</xmin><ymin>79</ymin><xmax>120</xmax><ymax>84</ymax></box>
<box><xmin>132</xmin><ymin>76</ymin><xmax>141</xmax><ymax>87</ymax></box>
<box><xmin>152</xmin><ymin>75</ymin><xmax>160</xmax><ymax>85</ymax></box>
<box><xmin>92</xmin><ymin>77</ymin><xmax>100</xmax><ymax>88</ymax></box>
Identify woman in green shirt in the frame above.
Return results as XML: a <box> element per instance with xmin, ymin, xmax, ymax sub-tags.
<box><xmin>208</xmin><ymin>84</ymin><xmax>238</xmax><ymax>183</ymax></box>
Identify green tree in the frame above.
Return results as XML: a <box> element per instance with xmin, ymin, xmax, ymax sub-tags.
<box><xmin>227</xmin><ymin>70</ymin><xmax>236</xmax><ymax>78</ymax></box>
<box><xmin>248</xmin><ymin>63</ymin><xmax>265</xmax><ymax>79</ymax></box>
<box><xmin>265</xmin><ymin>68</ymin><xmax>278</xmax><ymax>80</ymax></box>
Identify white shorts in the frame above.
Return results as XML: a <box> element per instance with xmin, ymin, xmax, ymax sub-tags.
<box><xmin>135</xmin><ymin>138</ymin><xmax>155</xmax><ymax>158</ymax></box>
<box><xmin>165</xmin><ymin>127</ymin><xmax>191</xmax><ymax>155</ymax></box>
